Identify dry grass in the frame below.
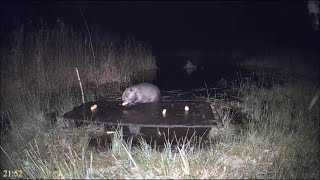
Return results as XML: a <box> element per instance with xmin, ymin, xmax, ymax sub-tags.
<box><xmin>1</xmin><ymin>23</ymin><xmax>156</xmax><ymax>97</ymax></box>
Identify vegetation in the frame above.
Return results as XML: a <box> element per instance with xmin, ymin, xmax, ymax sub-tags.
<box><xmin>236</xmin><ymin>48</ymin><xmax>319</xmax><ymax>79</ymax></box>
<box><xmin>1</xmin><ymin>22</ymin><xmax>157</xmax><ymax>99</ymax></box>
<box><xmin>1</xmin><ymin>21</ymin><xmax>319</xmax><ymax>179</ymax></box>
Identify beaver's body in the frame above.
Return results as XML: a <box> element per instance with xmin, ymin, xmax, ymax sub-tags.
<box><xmin>122</xmin><ymin>83</ymin><xmax>161</xmax><ymax>106</ymax></box>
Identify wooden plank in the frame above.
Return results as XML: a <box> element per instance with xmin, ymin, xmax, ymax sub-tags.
<box><xmin>63</xmin><ymin>100</ymin><xmax>219</xmax><ymax>127</ymax></box>
<box><xmin>63</xmin><ymin>100</ymin><xmax>221</xmax><ymax>147</ymax></box>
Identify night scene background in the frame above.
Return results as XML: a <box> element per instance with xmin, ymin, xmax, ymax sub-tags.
<box><xmin>0</xmin><ymin>1</ymin><xmax>319</xmax><ymax>179</ymax></box>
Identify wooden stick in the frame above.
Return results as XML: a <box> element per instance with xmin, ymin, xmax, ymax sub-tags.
<box><xmin>75</xmin><ymin>67</ymin><xmax>85</xmax><ymax>104</ymax></box>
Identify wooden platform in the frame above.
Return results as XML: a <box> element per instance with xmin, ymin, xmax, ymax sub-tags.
<box><xmin>62</xmin><ymin>100</ymin><xmax>221</xmax><ymax>147</ymax></box>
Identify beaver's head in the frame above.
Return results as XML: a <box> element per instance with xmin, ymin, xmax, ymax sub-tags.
<box><xmin>122</xmin><ymin>88</ymin><xmax>139</xmax><ymax>106</ymax></box>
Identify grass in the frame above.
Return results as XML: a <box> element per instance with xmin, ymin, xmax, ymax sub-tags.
<box><xmin>234</xmin><ymin>79</ymin><xmax>319</xmax><ymax>178</ymax></box>
<box><xmin>1</xmin><ymin>22</ymin><xmax>157</xmax><ymax>97</ymax></box>
<box><xmin>236</xmin><ymin>48</ymin><xmax>319</xmax><ymax>80</ymax></box>
<box><xmin>1</xmin><ymin>21</ymin><xmax>319</xmax><ymax>179</ymax></box>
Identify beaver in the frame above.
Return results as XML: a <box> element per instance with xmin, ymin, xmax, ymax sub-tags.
<box><xmin>122</xmin><ymin>82</ymin><xmax>161</xmax><ymax>106</ymax></box>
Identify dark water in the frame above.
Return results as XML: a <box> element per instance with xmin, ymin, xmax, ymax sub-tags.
<box><xmin>137</xmin><ymin>54</ymin><xmax>239</xmax><ymax>92</ymax></box>
<box><xmin>132</xmin><ymin>51</ymin><xmax>319</xmax><ymax>93</ymax></box>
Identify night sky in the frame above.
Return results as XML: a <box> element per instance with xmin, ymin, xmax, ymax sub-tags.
<box><xmin>1</xmin><ymin>1</ymin><xmax>319</xmax><ymax>53</ymax></box>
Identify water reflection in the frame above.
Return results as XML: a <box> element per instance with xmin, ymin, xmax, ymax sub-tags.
<box><xmin>183</xmin><ymin>60</ymin><xmax>198</xmax><ymax>76</ymax></box>
<box><xmin>128</xmin><ymin>55</ymin><xmax>238</xmax><ymax>92</ymax></box>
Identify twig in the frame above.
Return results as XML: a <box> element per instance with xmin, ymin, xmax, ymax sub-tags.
<box><xmin>309</xmin><ymin>88</ymin><xmax>320</xmax><ymax>110</ymax></box>
<box><xmin>79</xmin><ymin>7</ymin><xmax>96</xmax><ymax>60</ymax></box>
<box><xmin>0</xmin><ymin>146</ymin><xmax>18</xmax><ymax>169</ymax></box>
<box><xmin>75</xmin><ymin>67</ymin><xmax>85</xmax><ymax>104</ymax></box>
